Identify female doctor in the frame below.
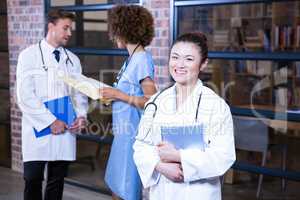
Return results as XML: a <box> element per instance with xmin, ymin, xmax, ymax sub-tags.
<box><xmin>133</xmin><ymin>32</ymin><xmax>236</xmax><ymax>200</ymax></box>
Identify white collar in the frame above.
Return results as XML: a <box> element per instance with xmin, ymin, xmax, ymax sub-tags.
<box><xmin>173</xmin><ymin>79</ymin><xmax>203</xmax><ymax>96</ymax></box>
<box><xmin>41</xmin><ymin>39</ymin><xmax>65</xmax><ymax>59</ymax></box>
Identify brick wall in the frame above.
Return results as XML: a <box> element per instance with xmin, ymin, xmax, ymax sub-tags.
<box><xmin>144</xmin><ymin>0</ymin><xmax>172</xmax><ymax>89</ymax></box>
<box><xmin>7</xmin><ymin>0</ymin><xmax>45</xmax><ymax>172</ymax></box>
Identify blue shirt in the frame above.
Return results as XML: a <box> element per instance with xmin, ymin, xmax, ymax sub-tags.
<box><xmin>112</xmin><ymin>51</ymin><xmax>155</xmax><ymax>138</ymax></box>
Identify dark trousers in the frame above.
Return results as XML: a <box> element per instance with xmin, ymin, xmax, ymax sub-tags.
<box><xmin>23</xmin><ymin>161</ymin><xmax>70</xmax><ymax>200</ymax></box>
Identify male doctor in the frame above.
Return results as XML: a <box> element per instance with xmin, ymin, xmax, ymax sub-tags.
<box><xmin>16</xmin><ymin>9</ymin><xmax>88</xmax><ymax>200</ymax></box>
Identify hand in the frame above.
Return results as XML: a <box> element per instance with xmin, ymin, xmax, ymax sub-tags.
<box><xmin>68</xmin><ymin>117</ymin><xmax>87</xmax><ymax>134</ymax></box>
<box><xmin>157</xmin><ymin>142</ymin><xmax>181</xmax><ymax>163</ymax></box>
<box><xmin>50</xmin><ymin>119</ymin><xmax>68</xmax><ymax>135</ymax></box>
<box><xmin>155</xmin><ymin>162</ymin><xmax>184</xmax><ymax>182</ymax></box>
<box><xmin>99</xmin><ymin>87</ymin><xmax>121</xmax><ymax>102</ymax></box>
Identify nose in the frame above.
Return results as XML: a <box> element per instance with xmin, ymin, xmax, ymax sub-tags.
<box><xmin>67</xmin><ymin>28</ymin><xmax>72</xmax><ymax>36</ymax></box>
<box><xmin>176</xmin><ymin>58</ymin><xmax>185</xmax><ymax>68</ymax></box>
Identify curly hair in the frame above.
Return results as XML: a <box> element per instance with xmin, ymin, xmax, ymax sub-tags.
<box><xmin>108</xmin><ymin>5</ymin><xmax>154</xmax><ymax>47</ymax></box>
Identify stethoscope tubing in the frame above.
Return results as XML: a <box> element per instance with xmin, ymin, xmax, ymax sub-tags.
<box><xmin>138</xmin><ymin>85</ymin><xmax>203</xmax><ymax>144</ymax></box>
<box><xmin>38</xmin><ymin>40</ymin><xmax>74</xmax><ymax>71</ymax></box>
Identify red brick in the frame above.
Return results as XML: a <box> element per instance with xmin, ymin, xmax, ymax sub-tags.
<box><xmin>8</xmin><ymin>0</ymin><xmax>44</xmax><ymax>171</ymax></box>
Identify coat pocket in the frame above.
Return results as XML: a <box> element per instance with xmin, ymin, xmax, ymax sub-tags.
<box><xmin>33</xmin><ymin>71</ymin><xmax>49</xmax><ymax>98</ymax></box>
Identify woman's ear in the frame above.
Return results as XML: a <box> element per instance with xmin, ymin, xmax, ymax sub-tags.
<box><xmin>199</xmin><ymin>59</ymin><xmax>208</xmax><ymax>71</ymax></box>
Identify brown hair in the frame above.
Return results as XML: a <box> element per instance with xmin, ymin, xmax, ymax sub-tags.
<box><xmin>47</xmin><ymin>9</ymin><xmax>75</xmax><ymax>24</ymax></box>
<box><xmin>108</xmin><ymin>5</ymin><xmax>154</xmax><ymax>47</ymax></box>
<box><xmin>172</xmin><ymin>32</ymin><xmax>208</xmax><ymax>64</ymax></box>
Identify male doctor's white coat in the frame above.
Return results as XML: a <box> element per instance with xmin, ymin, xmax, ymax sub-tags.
<box><xmin>16</xmin><ymin>39</ymin><xmax>88</xmax><ymax>162</ymax></box>
<box><xmin>133</xmin><ymin>80</ymin><xmax>236</xmax><ymax>200</ymax></box>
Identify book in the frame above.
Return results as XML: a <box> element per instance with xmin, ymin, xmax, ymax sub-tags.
<box><xmin>160</xmin><ymin>124</ymin><xmax>204</xmax><ymax>150</ymax></box>
<box><xmin>59</xmin><ymin>73</ymin><xmax>111</xmax><ymax>100</ymax></box>
<box><xmin>34</xmin><ymin>96</ymin><xmax>77</xmax><ymax>138</ymax></box>
<box><xmin>257</xmin><ymin>61</ymin><xmax>272</xmax><ymax>76</ymax></box>
<box><xmin>286</xmin><ymin>109</ymin><xmax>300</xmax><ymax>114</ymax></box>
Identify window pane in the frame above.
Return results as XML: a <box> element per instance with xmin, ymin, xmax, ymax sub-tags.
<box><xmin>0</xmin><ymin>15</ymin><xmax>7</xmax><ymax>50</ymax></box>
<box><xmin>80</xmin><ymin>54</ymin><xmax>125</xmax><ymax>85</ymax></box>
<box><xmin>0</xmin><ymin>52</ymin><xmax>9</xmax><ymax>87</ymax></box>
<box><xmin>0</xmin><ymin>52</ymin><xmax>9</xmax><ymax>123</ymax></box>
<box><xmin>50</xmin><ymin>0</ymin><xmax>139</xmax><ymax>6</ymax></box>
<box><xmin>0</xmin><ymin>0</ymin><xmax>6</xmax><ymax>12</ymax></box>
<box><xmin>204</xmin><ymin>59</ymin><xmax>300</xmax><ymax>110</ymax></box>
<box><xmin>67</xmin><ymin>10</ymin><xmax>115</xmax><ymax>49</ymax></box>
<box><xmin>177</xmin><ymin>1</ymin><xmax>300</xmax><ymax>52</ymax></box>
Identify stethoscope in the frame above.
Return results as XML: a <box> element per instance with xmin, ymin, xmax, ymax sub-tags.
<box><xmin>38</xmin><ymin>40</ymin><xmax>74</xmax><ymax>71</ymax></box>
<box><xmin>113</xmin><ymin>43</ymin><xmax>141</xmax><ymax>88</ymax></box>
<box><xmin>135</xmin><ymin>85</ymin><xmax>203</xmax><ymax>145</ymax></box>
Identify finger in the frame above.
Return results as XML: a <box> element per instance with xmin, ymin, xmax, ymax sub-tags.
<box><xmin>158</xmin><ymin>141</ymin><xmax>167</xmax><ymax>146</ymax></box>
<box><xmin>58</xmin><ymin>125</ymin><xmax>66</xmax><ymax>133</ymax></box>
<box><xmin>69</xmin><ymin>122</ymin><xmax>79</xmax><ymax>129</ymax></box>
<box><xmin>179</xmin><ymin>164</ymin><xmax>183</xmax><ymax>170</ymax></box>
<box><xmin>70</xmin><ymin>119</ymin><xmax>78</xmax><ymax>127</ymax></box>
<box><xmin>178</xmin><ymin>175</ymin><xmax>184</xmax><ymax>183</ymax></box>
<box><xmin>78</xmin><ymin>119</ymin><xmax>86</xmax><ymax>126</ymax></box>
<box><xmin>168</xmin><ymin>142</ymin><xmax>175</xmax><ymax>148</ymax></box>
<box><xmin>68</xmin><ymin>125</ymin><xmax>79</xmax><ymax>132</ymax></box>
<box><xmin>157</xmin><ymin>148</ymin><xmax>163</xmax><ymax>155</ymax></box>
<box><xmin>179</xmin><ymin>170</ymin><xmax>184</xmax><ymax>177</ymax></box>
<box><xmin>63</xmin><ymin>122</ymin><xmax>68</xmax><ymax>129</ymax></box>
<box><xmin>79</xmin><ymin>124</ymin><xmax>86</xmax><ymax>130</ymax></box>
<box><xmin>69</xmin><ymin>123</ymin><xmax>76</xmax><ymax>129</ymax></box>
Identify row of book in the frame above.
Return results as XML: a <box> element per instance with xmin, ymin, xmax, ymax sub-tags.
<box><xmin>212</xmin><ymin>24</ymin><xmax>300</xmax><ymax>51</ymax></box>
<box><xmin>235</xmin><ymin>61</ymin><xmax>300</xmax><ymax>78</ymax></box>
<box><xmin>235</xmin><ymin>60</ymin><xmax>273</xmax><ymax>76</ymax></box>
<box><xmin>274</xmin><ymin>86</ymin><xmax>300</xmax><ymax>108</ymax></box>
<box><xmin>273</xmin><ymin>25</ymin><xmax>300</xmax><ymax>50</ymax></box>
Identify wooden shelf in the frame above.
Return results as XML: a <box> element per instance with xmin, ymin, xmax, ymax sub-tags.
<box><xmin>232</xmin><ymin>72</ymin><xmax>269</xmax><ymax>78</ymax></box>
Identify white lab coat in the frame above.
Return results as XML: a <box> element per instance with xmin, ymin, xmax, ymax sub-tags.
<box><xmin>133</xmin><ymin>80</ymin><xmax>236</xmax><ymax>200</ymax></box>
<box><xmin>16</xmin><ymin>39</ymin><xmax>88</xmax><ymax>162</ymax></box>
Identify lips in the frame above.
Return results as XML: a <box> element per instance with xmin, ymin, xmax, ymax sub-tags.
<box><xmin>174</xmin><ymin>68</ymin><xmax>187</xmax><ymax>75</ymax></box>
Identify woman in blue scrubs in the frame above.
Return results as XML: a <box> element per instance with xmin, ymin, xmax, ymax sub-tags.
<box><xmin>99</xmin><ymin>5</ymin><xmax>157</xmax><ymax>200</ymax></box>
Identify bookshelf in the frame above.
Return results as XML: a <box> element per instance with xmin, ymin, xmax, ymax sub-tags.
<box><xmin>176</xmin><ymin>0</ymin><xmax>300</xmax><ymax>109</ymax></box>
<box><xmin>174</xmin><ymin>0</ymin><xmax>300</xmax><ymax>186</ymax></box>
<box><xmin>208</xmin><ymin>1</ymin><xmax>300</xmax><ymax>109</ymax></box>
<box><xmin>175</xmin><ymin>0</ymin><xmax>300</xmax><ymax>108</ymax></box>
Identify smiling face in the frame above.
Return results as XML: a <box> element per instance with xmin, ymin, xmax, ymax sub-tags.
<box><xmin>169</xmin><ymin>41</ymin><xmax>207</xmax><ymax>87</ymax></box>
<box><xmin>48</xmin><ymin>18</ymin><xmax>73</xmax><ymax>47</ymax></box>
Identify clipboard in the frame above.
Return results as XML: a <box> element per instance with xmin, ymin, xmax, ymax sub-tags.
<box><xmin>34</xmin><ymin>96</ymin><xmax>77</xmax><ymax>138</ymax></box>
<box><xmin>160</xmin><ymin>124</ymin><xmax>204</xmax><ymax>150</ymax></box>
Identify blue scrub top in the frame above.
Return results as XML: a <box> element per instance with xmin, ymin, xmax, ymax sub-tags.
<box><xmin>105</xmin><ymin>51</ymin><xmax>155</xmax><ymax>200</ymax></box>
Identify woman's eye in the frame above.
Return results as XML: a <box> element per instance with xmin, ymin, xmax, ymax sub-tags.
<box><xmin>186</xmin><ymin>58</ymin><xmax>194</xmax><ymax>61</ymax></box>
<box><xmin>171</xmin><ymin>56</ymin><xmax>178</xmax><ymax>60</ymax></box>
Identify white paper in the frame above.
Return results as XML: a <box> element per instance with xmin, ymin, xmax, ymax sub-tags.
<box><xmin>59</xmin><ymin>73</ymin><xmax>111</xmax><ymax>100</ymax></box>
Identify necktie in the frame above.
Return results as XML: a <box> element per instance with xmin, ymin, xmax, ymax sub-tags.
<box><xmin>53</xmin><ymin>50</ymin><xmax>60</xmax><ymax>63</ymax></box>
